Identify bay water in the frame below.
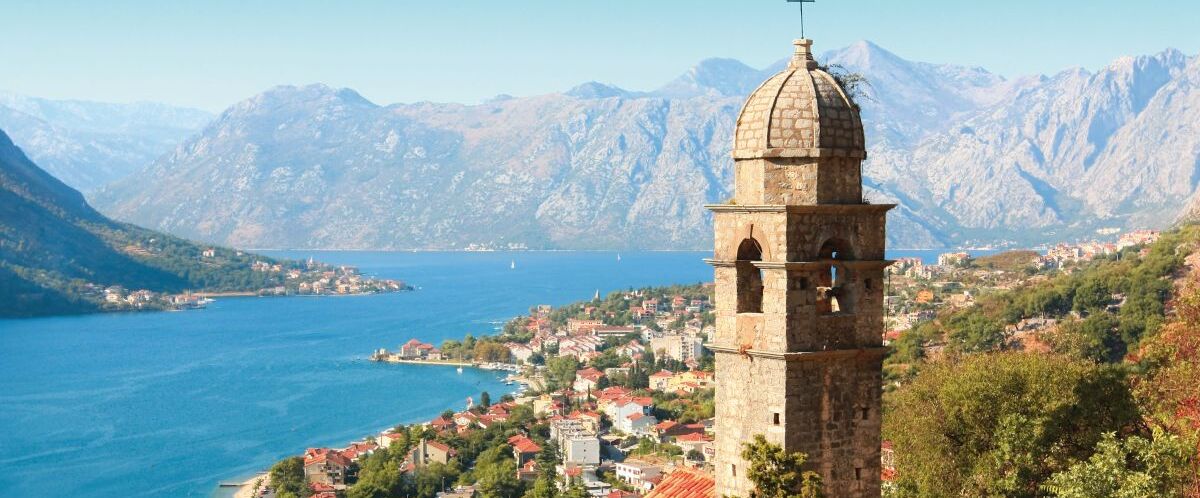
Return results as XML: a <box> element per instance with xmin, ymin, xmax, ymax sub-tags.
<box><xmin>0</xmin><ymin>249</ymin><xmax>949</xmax><ymax>497</ymax></box>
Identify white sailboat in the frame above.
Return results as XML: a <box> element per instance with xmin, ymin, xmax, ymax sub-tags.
<box><xmin>510</xmin><ymin>259</ymin><xmax>515</xmax><ymax>270</ymax></box>
<box><xmin>456</xmin><ymin>366</ymin><xmax>463</xmax><ymax>374</ymax></box>
<box><xmin>616</xmin><ymin>253</ymin><xmax>621</xmax><ymax>262</ymax></box>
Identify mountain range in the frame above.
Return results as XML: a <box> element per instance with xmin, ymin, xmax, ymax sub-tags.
<box><xmin>20</xmin><ymin>41</ymin><xmax>1199</xmax><ymax>250</ymax></box>
<box><xmin>0</xmin><ymin>92</ymin><xmax>211</xmax><ymax>192</ymax></box>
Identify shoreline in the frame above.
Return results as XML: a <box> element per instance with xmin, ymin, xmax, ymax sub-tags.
<box><xmin>371</xmin><ymin>357</ymin><xmax>477</xmax><ymax>367</ymax></box>
<box><xmin>219</xmin><ymin>472</ymin><xmax>268</xmax><ymax>498</ymax></box>
<box><xmin>214</xmin><ymin>366</ymin><xmax>524</xmax><ymax>496</ymax></box>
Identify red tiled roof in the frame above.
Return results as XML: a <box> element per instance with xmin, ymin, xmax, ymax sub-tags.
<box><xmin>644</xmin><ymin>468</ymin><xmax>714</xmax><ymax>498</ymax></box>
<box><xmin>508</xmin><ymin>435</ymin><xmax>542</xmax><ymax>454</ymax></box>
<box><xmin>304</xmin><ymin>447</ymin><xmax>351</xmax><ymax>468</ymax></box>
<box><xmin>650</xmin><ymin>370</ymin><xmax>675</xmax><ymax>378</ymax></box>
<box><xmin>569</xmin><ymin>410</ymin><xmax>601</xmax><ymax>420</ymax></box>
<box><xmin>577</xmin><ymin>367</ymin><xmax>606</xmax><ymax>381</ymax></box>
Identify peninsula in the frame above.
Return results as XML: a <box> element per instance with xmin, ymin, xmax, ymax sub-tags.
<box><xmin>0</xmin><ymin>128</ymin><xmax>411</xmax><ymax>318</ymax></box>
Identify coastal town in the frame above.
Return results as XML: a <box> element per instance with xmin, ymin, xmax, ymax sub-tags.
<box><xmin>240</xmin><ymin>284</ymin><xmax>717</xmax><ymax>498</ymax></box>
<box><xmin>94</xmin><ymin>255</ymin><xmax>410</xmax><ymax>312</ymax></box>
<box><xmin>882</xmin><ymin>230</ymin><xmax>1161</xmax><ymax>345</ymax></box>
<box><xmin>233</xmin><ymin>228</ymin><xmax>1168</xmax><ymax>498</ymax></box>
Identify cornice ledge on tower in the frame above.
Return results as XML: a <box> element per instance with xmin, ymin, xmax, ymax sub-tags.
<box><xmin>732</xmin><ymin>147</ymin><xmax>867</xmax><ymax>160</ymax></box>
<box><xmin>705</xmin><ymin>203</ymin><xmax>896</xmax><ymax>214</ymax></box>
<box><xmin>705</xmin><ymin>344</ymin><xmax>889</xmax><ymax>361</ymax></box>
<box><xmin>705</xmin><ymin>258</ymin><xmax>895</xmax><ymax>270</ymax></box>
<box><xmin>756</xmin><ymin>259</ymin><xmax>895</xmax><ymax>270</ymax></box>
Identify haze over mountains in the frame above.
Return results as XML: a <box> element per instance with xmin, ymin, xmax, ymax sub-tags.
<box><xmin>12</xmin><ymin>40</ymin><xmax>1198</xmax><ymax>250</ymax></box>
<box><xmin>0</xmin><ymin>92</ymin><xmax>212</xmax><ymax>192</ymax></box>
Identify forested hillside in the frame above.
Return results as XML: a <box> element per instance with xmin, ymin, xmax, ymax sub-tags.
<box><xmin>883</xmin><ymin>227</ymin><xmax>1200</xmax><ymax>496</ymax></box>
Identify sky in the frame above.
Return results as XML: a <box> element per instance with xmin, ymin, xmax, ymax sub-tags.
<box><xmin>2</xmin><ymin>0</ymin><xmax>1198</xmax><ymax>112</ymax></box>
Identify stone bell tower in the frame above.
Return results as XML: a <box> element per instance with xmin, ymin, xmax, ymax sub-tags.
<box><xmin>707</xmin><ymin>38</ymin><xmax>892</xmax><ymax>498</ymax></box>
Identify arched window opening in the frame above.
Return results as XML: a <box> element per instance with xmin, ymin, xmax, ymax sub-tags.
<box><xmin>816</xmin><ymin>239</ymin><xmax>854</xmax><ymax>314</ymax></box>
<box><xmin>736</xmin><ymin>238</ymin><xmax>763</xmax><ymax>313</ymax></box>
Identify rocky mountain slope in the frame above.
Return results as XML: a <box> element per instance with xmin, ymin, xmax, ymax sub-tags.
<box><xmin>0</xmin><ymin>93</ymin><xmax>211</xmax><ymax>192</ymax></box>
<box><xmin>91</xmin><ymin>42</ymin><xmax>1200</xmax><ymax>250</ymax></box>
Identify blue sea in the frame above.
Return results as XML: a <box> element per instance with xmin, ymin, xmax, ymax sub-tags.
<box><xmin>0</xmin><ymin>249</ymin><xmax>955</xmax><ymax>497</ymax></box>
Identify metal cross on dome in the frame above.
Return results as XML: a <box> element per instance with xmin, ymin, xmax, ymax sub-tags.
<box><xmin>787</xmin><ymin>0</ymin><xmax>816</xmax><ymax>38</ymax></box>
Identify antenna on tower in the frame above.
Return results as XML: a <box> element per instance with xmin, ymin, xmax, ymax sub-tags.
<box><xmin>787</xmin><ymin>0</ymin><xmax>816</xmax><ymax>38</ymax></box>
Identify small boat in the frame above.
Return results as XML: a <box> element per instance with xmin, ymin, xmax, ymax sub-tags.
<box><xmin>510</xmin><ymin>260</ymin><xmax>515</xmax><ymax>270</ymax></box>
<box><xmin>616</xmin><ymin>253</ymin><xmax>621</xmax><ymax>261</ymax></box>
<box><xmin>456</xmin><ymin>367</ymin><xmax>463</xmax><ymax>374</ymax></box>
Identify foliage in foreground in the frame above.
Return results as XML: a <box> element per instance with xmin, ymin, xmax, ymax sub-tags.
<box><xmin>884</xmin><ymin>352</ymin><xmax>1141</xmax><ymax>498</ymax></box>
<box><xmin>741</xmin><ymin>434</ymin><xmax>823</xmax><ymax>498</ymax></box>
<box><xmin>269</xmin><ymin>456</ymin><xmax>310</xmax><ymax>498</ymax></box>
<box><xmin>1043</xmin><ymin>428</ymin><xmax>1193</xmax><ymax>498</ymax></box>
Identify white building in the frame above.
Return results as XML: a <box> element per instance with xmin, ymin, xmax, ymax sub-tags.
<box><xmin>650</xmin><ymin>334</ymin><xmax>704</xmax><ymax>363</ymax></box>
<box><xmin>603</xmin><ymin>397</ymin><xmax>652</xmax><ymax>432</ymax></box>
<box><xmin>614</xmin><ymin>460</ymin><xmax>663</xmax><ymax>491</ymax></box>
<box><xmin>621</xmin><ymin>412</ymin><xmax>658</xmax><ymax>435</ymax></box>
<box><xmin>561</xmin><ymin>434</ymin><xmax>601</xmax><ymax>466</ymax></box>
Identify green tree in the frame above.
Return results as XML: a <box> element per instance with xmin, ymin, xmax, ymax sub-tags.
<box><xmin>545</xmin><ymin>356</ymin><xmax>579</xmax><ymax>391</ymax></box>
<box><xmin>1045</xmin><ymin>314</ymin><xmax>1121</xmax><ymax>363</ymax></box>
<box><xmin>473</xmin><ymin>446</ymin><xmax>522</xmax><ymax>498</ymax></box>
<box><xmin>521</xmin><ymin>476</ymin><xmax>557</xmax><ymax>498</ymax></box>
<box><xmin>884</xmin><ymin>352</ymin><xmax>1140</xmax><ymax>497</ymax></box>
<box><xmin>946</xmin><ymin>311</ymin><xmax>1007</xmax><ymax>353</ymax></box>
<box><xmin>1043</xmin><ymin>429</ymin><xmax>1193</xmax><ymax>498</ymax></box>
<box><xmin>741</xmin><ymin>435</ymin><xmax>823</xmax><ymax>498</ymax></box>
<box><xmin>414</xmin><ymin>462</ymin><xmax>461</xmax><ymax>498</ymax></box>
<box><xmin>268</xmin><ymin>456</ymin><xmax>310</xmax><ymax>498</ymax></box>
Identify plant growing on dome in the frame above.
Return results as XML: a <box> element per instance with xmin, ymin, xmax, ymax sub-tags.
<box><xmin>820</xmin><ymin>63</ymin><xmax>872</xmax><ymax>109</ymax></box>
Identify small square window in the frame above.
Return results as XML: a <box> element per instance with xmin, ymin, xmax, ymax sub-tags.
<box><xmin>865</xmin><ymin>278</ymin><xmax>874</xmax><ymax>290</ymax></box>
<box><xmin>732</xmin><ymin>464</ymin><xmax>737</xmax><ymax>477</ymax></box>
<box><xmin>797</xmin><ymin>278</ymin><xmax>809</xmax><ymax>290</ymax></box>
<box><xmin>773</xmin><ymin>412</ymin><xmax>780</xmax><ymax>425</ymax></box>
<box><xmin>861</xmin><ymin>408</ymin><xmax>869</xmax><ymax>420</ymax></box>
<box><xmin>855</xmin><ymin>467</ymin><xmax>862</xmax><ymax>480</ymax></box>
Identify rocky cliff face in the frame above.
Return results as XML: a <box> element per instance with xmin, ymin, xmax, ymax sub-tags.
<box><xmin>91</xmin><ymin>42</ymin><xmax>1200</xmax><ymax>250</ymax></box>
<box><xmin>0</xmin><ymin>93</ymin><xmax>211</xmax><ymax>192</ymax></box>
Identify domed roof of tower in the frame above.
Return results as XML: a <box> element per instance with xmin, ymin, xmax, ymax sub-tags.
<box><xmin>733</xmin><ymin>38</ymin><xmax>865</xmax><ymax>160</ymax></box>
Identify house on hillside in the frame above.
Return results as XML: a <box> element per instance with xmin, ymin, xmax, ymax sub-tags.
<box><xmin>615</xmin><ymin>459</ymin><xmax>663</xmax><ymax>491</ymax></box>
<box><xmin>408</xmin><ymin>439</ymin><xmax>457</xmax><ymax>467</ymax></box>
<box><xmin>573</xmin><ymin>367</ymin><xmax>606</xmax><ymax>392</ymax></box>
<box><xmin>399</xmin><ymin>339</ymin><xmax>441</xmax><ymax>360</ymax></box>
<box><xmin>303</xmin><ymin>448</ymin><xmax>351</xmax><ymax>486</ymax></box>
<box><xmin>649</xmin><ymin>370</ymin><xmax>674</xmax><ymax>391</ymax></box>
<box><xmin>507</xmin><ymin>434</ymin><xmax>542</xmax><ymax>465</ymax></box>
<box><xmin>622</xmin><ymin>412</ymin><xmax>658</xmax><ymax>435</ymax></box>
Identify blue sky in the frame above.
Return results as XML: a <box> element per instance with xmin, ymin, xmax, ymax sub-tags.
<box><xmin>2</xmin><ymin>0</ymin><xmax>1197</xmax><ymax>111</ymax></box>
